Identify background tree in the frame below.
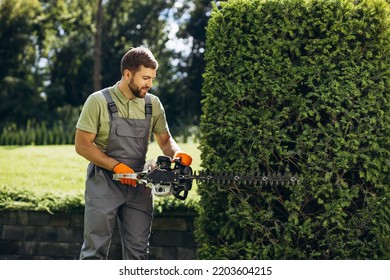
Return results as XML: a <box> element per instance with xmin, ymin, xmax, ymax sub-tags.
<box><xmin>42</xmin><ymin>0</ymin><xmax>95</xmax><ymax>110</ymax></box>
<box><xmin>0</xmin><ymin>0</ymin><xmax>46</xmax><ymax>125</ymax></box>
<box><xmin>101</xmin><ymin>0</ymin><xmax>175</xmax><ymax>85</ymax></box>
<box><xmin>0</xmin><ymin>0</ymin><xmax>209</xmax><ymax>144</ymax></box>
<box><xmin>172</xmin><ymin>0</ymin><xmax>214</xmax><ymax>132</ymax></box>
<box><xmin>94</xmin><ymin>0</ymin><xmax>103</xmax><ymax>91</ymax></box>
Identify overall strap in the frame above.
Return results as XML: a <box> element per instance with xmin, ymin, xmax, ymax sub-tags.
<box><xmin>144</xmin><ymin>93</ymin><xmax>152</xmax><ymax>116</ymax></box>
<box><xmin>102</xmin><ymin>88</ymin><xmax>118</xmax><ymax>121</ymax></box>
<box><xmin>102</xmin><ymin>87</ymin><xmax>153</xmax><ymax>120</ymax></box>
<box><xmin>144</xmin><ymin>93</ymin><xmax>153</xmax><ymax>142</ymax></box>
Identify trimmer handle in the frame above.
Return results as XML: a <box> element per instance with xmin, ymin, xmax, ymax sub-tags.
<box><xmin>156</xmin><ymin>156</ymin><xmax>193</xmax><ymax>200</ymax></box>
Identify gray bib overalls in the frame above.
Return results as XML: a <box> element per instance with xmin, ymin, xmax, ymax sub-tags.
<box><xmin>80</xmin><ymin>88</ymin><xmax>153</xmax><ymax>260</ymax></box>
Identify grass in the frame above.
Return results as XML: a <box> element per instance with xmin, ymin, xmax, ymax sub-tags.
<box><xmin>0</xmin><ymin>142</ymin><xmax>202</xmax><ymax>199</ymax></box>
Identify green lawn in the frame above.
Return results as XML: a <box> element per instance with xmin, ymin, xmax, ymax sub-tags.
<box><xmin>0</xmin><ymin>142</ymin><xmax>201</xmax><ymax>198</ymax></box>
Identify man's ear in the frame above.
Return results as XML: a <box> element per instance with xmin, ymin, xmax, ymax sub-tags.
<box><xmin>124</xmin><ymin>69</ymin><xmax>133</xmax><ymax>79</ymax></box>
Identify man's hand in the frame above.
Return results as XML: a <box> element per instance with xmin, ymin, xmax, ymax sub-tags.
<box><xmin>112</xmin><ymin>163</ymin><xmax>137</xmax><ymax>187</ymax></box>
<box><xmin>144</xmin><ymin>159</ymin><xmax>157</xmax><ymax>171</ymax></box>
<box><xmin>173</xmin><ymin>151</ymin><xmax>192</xmax><ymax>166</ymax></box>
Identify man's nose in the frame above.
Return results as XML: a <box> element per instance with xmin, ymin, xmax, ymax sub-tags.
<box><xmin>146</xmin><ymin>80</ymin><xmax>153</xmax><ymax>88</ymax></box>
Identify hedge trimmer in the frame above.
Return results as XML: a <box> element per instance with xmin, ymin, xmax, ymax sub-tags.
<box><xmin>113</xmin><ymin>156</ymin><xmax>299</xmax><ymax>200</ymax></box>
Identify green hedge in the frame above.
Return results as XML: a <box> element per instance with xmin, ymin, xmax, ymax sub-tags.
<box><xmin>196</xmin><ymin>0</ymin><xmax>390</xmax><ymax>259</ymax></box>
<box><xmin>0</xmin><ymin>120</ymin><xmax>75</xmax><ymax>145</ymax></box>
<box><xmin>0</xmin><ymin>186</ymin><xmax>84</xmax><ymax>213</ymax></box>
<box><xmin>0</xmin><ymin>185</ymin><xmax>199</xmax><ymax>215</ymax></box>
<box><xmin>0</xmin><ymin>105</ymin><xmax>81</xmax><ymax>146</ymax></box>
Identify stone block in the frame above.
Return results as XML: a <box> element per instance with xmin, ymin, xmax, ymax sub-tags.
<box><xmin>28</xmin><ymin>211</ymin><xmax>50</xmax><ymax>226</ymax></box>
<box><xmin>151</xmin><ymin>231</ymin><xmax>186</xmax><ymax>247</ymax></box>
<box><xmin>48</xmin><ymin>212</ymin><xmax>71</xmax><ymax>227</ymax></box>
<box><xmin>57</xmin><ymin>227</ymin><xmax>74</xmax><ymax>242</ymax></box>
<box><xmin>23</xmin><ymin>226</ymin><xmax>35</xmax><ymax>241</ymax></box>
<box><xmin>2</xmin><ymin>225</ymin><xmax>25</xmax><ymax>240</ymax></box>
<box><xmin>152</xmin><ymin>217</ymin><xmax>187</xmax><ymax>231</ymax></box>
<box><xmin>0</xmin><ymin>240</ymin><xmax>18</xmax><ymax>255</ymax></box>
<box><xmin>19</xmin><ymin>241</ymin><xmax>38</xmax><ymax>256</ymax></box>
<box><xmin>65</xmin><ymin>243</ymin><xmax>81</xmax><ymax>259</ymax></box>
<box><xmin>157</xmin><ymin>211</ymin><xmax>197</xmax><ymax>218</ymax></box>
<box><xmin>71</xmin><ymin>211</ymin><xmax>84</xmax><ymax>227</ymax></box>
<box><xmin>162</xmin><ymin>247</ymin><xmax>177</xmax><ymax>260</ymax></box>
<box><xmin>72</xmin><ymin>227</ymin><xmax>84</xmax><ymax>242</ymax></box>
<box><xmin>8</xmin><ymin>212</ymin><xmax>18</xmax><ymax>225</ymax></box>
<box><xmin>186</xmin><ymin>216</ymin><xmax>196</xmax><ymax>231</ymax></box>
<box><xmin>36</xmin><ymin>226</ymin><xmax>57</xmax><ymax>241</ymax></box>
<box><xmin>182</xmin><ymin>232</ymin><xmax>197</xmax><ymax>248</ymax></box>
<box><xmin>0</xmin><ymin>212</ymin><xmax>9</xmax><ymax>225</ymax></box>
<box><xmin>37</xmin><ymin>242</ymin><xmax>76</xmax><ymax>258</ymax></box>
<box><xmin>177</xmin><ymin>247</ymin><xmax>196</xmax><ymax>260</ymax></box>
<box><xmin>0</xmin><ymin>210</ymin><xmax>197</xmax><ymax>260</ymax></box>
<box><xmin>0</xmin><ymin>255</ymin><xmax>19</xmax><ymax>260</ymax></box>
<box><xmin>18</xmin><ymin>212</ymin><xmax>29</xmax><ymax>225</ymax></box>
<box><xmin>149</xmin><ymin>246</ymin><xmax>163</xmax><ymax>260</ymax></box>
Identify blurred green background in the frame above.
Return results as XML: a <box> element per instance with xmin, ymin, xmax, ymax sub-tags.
<box><xmin>0</xmin><ymin>0</ymin><xmax>216</xmax><ymax>145</ymax></box>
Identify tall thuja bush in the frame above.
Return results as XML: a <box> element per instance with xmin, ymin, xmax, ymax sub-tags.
<box><xmin>196</xmin><ymin>0</ymin><xmax>390</xmax><ymax>259</ymax></box>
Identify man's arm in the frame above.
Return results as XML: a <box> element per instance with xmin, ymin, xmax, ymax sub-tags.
<box><xmin>153</xmin><ymin>131</ymin><xmax>192</xmax><ymax>166</ymax></box>
<box><xmin>154</xmin><ymin>131</ymin><xmax>181</xmax><ymax>158</ymax></box>
<box><xmin>75</xmin><ymin>128</ymin><xmax>119</xmax><ymax>170</ymax></box>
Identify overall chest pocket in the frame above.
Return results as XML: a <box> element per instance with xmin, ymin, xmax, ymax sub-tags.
<box><xmin>116</xmin><ymin>122</ymin><xmax>147</xmax><ymax>138</ymax></box>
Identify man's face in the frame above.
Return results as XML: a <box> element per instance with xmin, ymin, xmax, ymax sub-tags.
<box><xmin>127</xmin><ymin>65</ymin><xmax>157</xmax><ymax>98</ymax></box>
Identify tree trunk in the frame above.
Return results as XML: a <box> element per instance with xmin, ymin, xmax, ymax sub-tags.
<box><xmin>93</xmin><ymin>0</ymin><xmax>103</xmax><ymax>91</ymax></box>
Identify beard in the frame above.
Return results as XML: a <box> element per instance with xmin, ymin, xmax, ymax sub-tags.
<box><xmin>127</xmin><ymin>78</ymin><xmax>149</xmax><ymax>98</ymax></box>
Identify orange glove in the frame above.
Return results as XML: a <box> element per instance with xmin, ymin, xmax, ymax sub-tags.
<box><xmin>112</xmin><ymin>163</ymin><xmax>137</xmax><ymax>187</ymax></box>
<box><xmin>173</xmin><ymin>151</ymin><xmax>192</xmax><ymax>166</ymax></box>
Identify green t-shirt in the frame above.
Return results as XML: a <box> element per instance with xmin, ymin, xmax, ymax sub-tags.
<box><xmin>76</xmin><ymin>83</ymin><xmax>169</xmax><ymax>152</ymax></box>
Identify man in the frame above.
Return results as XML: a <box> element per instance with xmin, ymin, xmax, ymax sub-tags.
<box><xmin>75</xmin><ymin>47</ymin><xmax>192</xmax><ymax>260</ymax></box>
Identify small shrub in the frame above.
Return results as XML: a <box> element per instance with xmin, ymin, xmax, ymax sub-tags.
<box><xmin>0</xmin><ymin>185</ymin><xmax>84</xmax><ymax>213</ymax></box>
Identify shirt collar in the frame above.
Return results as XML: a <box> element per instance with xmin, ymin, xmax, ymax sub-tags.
<box><xmin>112</xmin><ymin>82</ymin><xmax>142</xmax><ymax>104</ymax></box>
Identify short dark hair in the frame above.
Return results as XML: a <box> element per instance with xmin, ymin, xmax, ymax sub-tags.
<box><xmin>120</xmin><ymin>47</ymin><xmax>158</xmax><ymax>74</ymax></box>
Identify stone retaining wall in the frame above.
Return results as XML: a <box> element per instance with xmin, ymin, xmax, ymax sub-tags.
<box><xmin>0</xmin><ymin>210</ymin><xmax>197</xmax><ymax>260</ymax></box>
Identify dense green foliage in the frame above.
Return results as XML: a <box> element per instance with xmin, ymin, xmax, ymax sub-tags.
<box><xmin>0</xmin><ymin>0</ymin><xmax>47</xmax><ymax>124</ymax></box>
<box><xmin>0</xmin><ymin>0</ymin><xmax>212</xmax><ymax>139</ymax></box>
<box><xmin>196</xmin><ymin>0</ymin><xmax>390</xmax><ymax>259</ymax></box>
<box><xmin>0</xmin><ymin>106</ymin><xmax>79</xmax><ymax>145</ymax></box>
<box><xmin>0</xmin><ymin>185</ymin><xmax>199</xmax><ymax>214</ymax></box>
<box><xmin>0</xmin><ymin>185</ymin><xmax>84</xmax><ymax>213</ymax></box>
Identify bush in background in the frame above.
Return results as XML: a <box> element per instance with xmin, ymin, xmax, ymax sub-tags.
<box><xmin>0</xmin><ymin>106</ymin><xmax>81</xmax><ymax>145</ymax></box>
<box><xmin>196</xmin><ymin>0</ymin><xmax>390</xmax><ymax>259</ymax></box>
